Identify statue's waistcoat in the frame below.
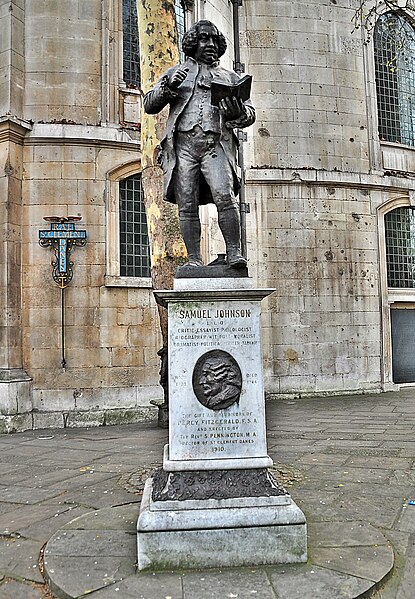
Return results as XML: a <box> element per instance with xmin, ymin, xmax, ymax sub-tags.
<box><xmin>177</xmin><ymin>65</ymin><xmax>221</xmax><ymax>134</ymax></box>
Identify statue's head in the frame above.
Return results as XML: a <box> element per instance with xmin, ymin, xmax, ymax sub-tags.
<box><xmin>200</xmin><ymin>356</ymin><xmax>241</xmax><ymax>399</ymax></box>
<box><xmin>182</xmin><ymin>20</ymin><xmax>227</xmax><ymax>64</ymax></box>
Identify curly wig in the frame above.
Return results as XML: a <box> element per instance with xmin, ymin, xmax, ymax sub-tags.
<box><xmin>182</xmin><ymin>20</ymin><xmax>227</xmax><ymax>59</ymax></box>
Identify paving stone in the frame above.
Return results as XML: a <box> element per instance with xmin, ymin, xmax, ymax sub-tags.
<box><xmin>325</xmin><ymin>492</ymin><xmax>403</xmax><ymax>529</ymax></box>
<box><xmin>331</xmin><ymin>481</ymin><xmax>405</xmax><ymax>498</ymax></box>
<box><xmin>45</xmin><ymin>529</ymin><xmax>136</xmax><ymax>557</ymax></box>
<box><xmin>0</xmin><ymin>502</ymin><xmax>80</xmax><ymax>535</ymax></box>
<box><xmin>296</xmin><ymin>484</ymin><xmax>404</xmax><ymax>530</ymax></box>
<box><xmin>305</xmin><ymin>464</ymin><xmax>392</xmax><ymax>484</ymax></box>
<box><xmin>91</xmin><ymin>461</ymin><xmax>162</xmax><ymax>474</ymax></box>
<box><xmin>9</xmin><ymin>468</ymin><xmax>118</xmax><ymax>491</ymax></box>
<box><xmin>27</xmin><ymin>449</ymin><xmax>113</xmax><ymax>464</ymax></box>
<box><xmin>0</xmin><ymin>485</ymin><xmax>62</xmax><ymax>505</ymax></box>
<box><xmin>45</xmin><ymin>555</ymin><xmax>136</xmax><ymax>598</ymax></box>
<box><xmin>182</xmin><ymin>568</ymin><xmax>276</xmax><ymax>599</ymax></box>
<box><xmin>1</xmin><ymin>391</ymin><xmax>414</xmax><ymax>597</ymax></box>
<box><xmin>267</xmin><ymin>564</ymin><xmax>373</xmax><ymax>599</ymax></box>
<box><xmin>326</xmin><ymin>447</ymin><xmax>402</xmax><ymax>457</ymax></box>
<box><xmin>312</xmin><ymin>440</ymin><xmax>383</xmax><ymax>450</ymax></box>
<box><xmin>312</xmin><ymin>545</ymin><xmax>394</xmax><ymax>583</ymax></box>
<box><xmin>0</xmin><ymin>445</ymin><xmax>57</xmax><ymax>459</ymax></box>
<box><xmin>380</xmin><ymin>528</ymin><xmax>411</xmax><ymax>556</ymax></box>
<box><xmin>61</xmin><ymin>479</ymin><xmax>139</xmax><ymax>509</ymax></box>
<box><xmin>297</xmin><ymin>452</ymin><xmax>350</xmax><ymax>466</ymax></box>
<box><xmin>0</xmin><ymin>467</ymin><xmax>49</xmax><ymax>486</ymax></box>
<box><xmin>18</xmin><ymin>506</ymin><xmax>91</xmax><ymax>543</ymax></box>
<box><xmin>397</xmin><ymin>505</ymin><xmax>415</xmax><ymax>533</ymax></box>
<box><xmin>389</xmin><ymin>470</ymin><xmax>415</xmax><ymax>488</ymax></box>
<box><xmin>0</xmin><ymin>464</ymin><xmax>29</xmax><ymax>477</ymax></box>
<box><xmin>346</xmin><ymin>456</ymin><xmax>413</xmax><ymax>470</ymax></box>
<box><xmin>384</xmin><ymin>442</ymin><xmax>415</xmax><ymax>457</ymax></box>
<box><xmin>0</xmin><ymin>580</ymin><xmax>44</xmax><ymax>599</ymax></box>
<box><xmin>394</xmin><ymin>536</ymin><xmax>415</xmax><ymax>598</ymax></box>
<box><xmin>86</xmin><ymin>571</ymin><xmax>183</xmax><ymax>599</ymax></box>
<box><xmin>0</xmin><ymin>537</ymin><xmax>44</xmax><ymax>583</ymax></box>
<box><xmin>0</xmin><ymin>504</ymin><xmax>16</xmax><ymax>517</ymax></box>
<box><xmin>61</xmin><ymin>504</ymin><xmax>138</xmax><ymax>532</ymax></box>
<box><xmin>268</xmin><ymin>442</ymin><xmax>317</xmax><ymax>453</ymax></box>
<box><xmin>308</xmin><ymin>521</ymin><xmax>388</xmax><ymax>548</ymax></box>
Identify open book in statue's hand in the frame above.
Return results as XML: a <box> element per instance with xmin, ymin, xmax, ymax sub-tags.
<box><xmin>210</xmin><ymin>74</ymin><xmax>252</xmax><ymax>106</ymax></box>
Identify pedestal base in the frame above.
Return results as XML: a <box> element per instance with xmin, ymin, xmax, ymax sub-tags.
<box><xmin>137</xmin><ymin>478</ymin><xmax>307</xmax><ymax>571</ymax></box>
<box><xmin>0</xmin><ymin>369</ymin><xmax>33</xmax><ymax>433</ymax></box>
<box><xmin>163</xmin><ymin>444</ymin><xmax>272</xmax><ymax>471</ymax></box>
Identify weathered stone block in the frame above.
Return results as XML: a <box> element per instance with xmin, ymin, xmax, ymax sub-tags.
<box><xmin>137</xmin><ymin>479</ymin><xmax>307</xmax><ymax>570</ymax></box>
<box><xmin>0</xmin><ymin>412</ymin><xmax>33</xmax><ymax>433</ymax></box>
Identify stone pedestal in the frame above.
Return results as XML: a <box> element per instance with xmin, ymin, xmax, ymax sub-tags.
<box><xmin>137</xmin><ymin>277</ymin><xmax>307</xmax><ymax>570</ymax></box>
<box><xmin>0</xmin><ymin>369</ymin><xmax>33</xmax><ymax>433</ymax></box>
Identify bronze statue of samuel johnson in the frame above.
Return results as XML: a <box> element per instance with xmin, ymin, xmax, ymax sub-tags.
<box><xmin>144</xmin><ymin>20</ymin><xmax>255</xmax><ymax>270</ymax></box>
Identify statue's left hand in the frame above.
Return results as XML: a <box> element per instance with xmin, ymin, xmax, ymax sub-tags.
<box><xmin>219</xmin><ymin>97</ymin><xmax>244</xmax><ymax>120</ymax></box>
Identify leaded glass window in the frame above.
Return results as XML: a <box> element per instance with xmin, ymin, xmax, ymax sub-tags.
<box><xmin>119</xmin><ymin>174</ymin><xmax>151</xmax><ymax>277</ymax></box>
<box><xmin>122</xmin><ymin>0</ymin><xmax>140</xmax><ymax>87</ymax></box>
<box><xmin>374</xmin><ymin>12</ymin><xmax>415</xmax><ymax>146</ymax></box>
<box><xmin>175</xmin><ymin>0</ymin><xmax>185</xmax><ymax>61</ymax></box>
<box><xmin>385</xmin><ymin>207</ymin><xmax>415</xmax><ymax>287</ymax></box>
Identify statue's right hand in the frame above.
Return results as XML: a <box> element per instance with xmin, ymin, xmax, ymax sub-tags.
<box><xmin>169</xmin><ymin>68</ymin><xmax>189</xmax><ymax>90</ymax></box>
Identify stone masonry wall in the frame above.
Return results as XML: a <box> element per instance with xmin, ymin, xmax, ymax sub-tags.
<box><xmin>241</xmin><ymin>0</ymin><xmax>384</xmax><ymax>395</ymax></box>
<box><xmin>0</xmin><ymin>0</ymin><xmax>163</xmax><ymax>430</ymax></box>
<box><xmin>251</xmin><ymin>177</ymin><xmax>381</xmax><ymax>395</ymax></box>
<box><xmin>20</xmin><ymin>134</ymin><xmax>162</xmax><ymax>429</ymax></box>
<box><xmin>24</xmin><ymin>0</ymin><xmax>102</xmax><ymax>124</ymax></box>
<box><xmin>242</xmin><ymin>0</ymin><xmax>369</xmax><ymax>173</ymax></box>
<box><xmin>3</xmin><ymin>0</ymin><xmax>412</xmax><ymax>431</ymax></box>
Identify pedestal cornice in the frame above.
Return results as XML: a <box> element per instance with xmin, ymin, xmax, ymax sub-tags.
<box><xmin>154</xmin><ymin>287</ymin><xmax>275</xmax><ymax>307</ymax></box>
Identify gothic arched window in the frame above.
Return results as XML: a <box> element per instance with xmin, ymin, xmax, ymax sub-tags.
<box><xmin>374</xmin><ymin>12</ymin><xmax>415</xmax><ymax>147</ymax></box>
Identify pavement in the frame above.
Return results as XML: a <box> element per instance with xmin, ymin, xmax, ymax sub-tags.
<box><xmin>1</xmin><ymin>389</ymin><xmax>415</xmax><ymax>598</ymax></box>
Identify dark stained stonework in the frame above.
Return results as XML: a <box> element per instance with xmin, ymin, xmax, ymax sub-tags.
<box><xmin>151</xmin><ymin>468</ymin><xmax>288</xmax><ymax>501</ymax></box>
<box><xmin>175</xmin><ymin>262</ymin><xmax>249</xmax><ymax>278</ymax></box>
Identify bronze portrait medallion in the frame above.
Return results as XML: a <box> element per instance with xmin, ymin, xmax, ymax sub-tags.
<box><xmin>192</xmin><ymin>350</ymin><xmax>242</xmax><ymax>411</ymax></box>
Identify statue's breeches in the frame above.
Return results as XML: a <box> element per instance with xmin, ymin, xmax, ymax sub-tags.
<box><xmin>173</xmin><ymin>126</ymin><xmax>237</xmax><ymax>216</ymax></box>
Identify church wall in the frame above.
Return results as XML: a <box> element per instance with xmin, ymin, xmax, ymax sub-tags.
<box><xmin>24</xmin><ymin>0</ymin><xmax>102</xmax><ymax>124</ymax></box>
<box><xmin>20</xmin><ymin>132</ymin><xmax>162</xmax><ymax>429</ymax></box>
<box><xmin>247</xmin><ymin>175</ymin><xmax>382</xmax><ymax>395</ymax></box>
<box><xmin>240</xmin><ymin>0</ymin><xmax>387</xmax><ymax>396</ymax></box>
<box><xmin>2</xmin><ymin>0</ymin><xmax>415</xmax><ymax>430</ymax></box>
<box><xmin>241</xmin><ymin>0</ymin><xmax>369</xmax><ymax>173</ymax></box>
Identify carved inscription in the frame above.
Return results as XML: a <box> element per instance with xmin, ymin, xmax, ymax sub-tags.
<box><xmin>171</xmin><ymin>307</ymin><xmax>258</xmax><ymax>349</ymax></box>
<box><xmin>176</xmin><ymin>409</ymin><xmax>259</xmax><ymax>454</ymax></box>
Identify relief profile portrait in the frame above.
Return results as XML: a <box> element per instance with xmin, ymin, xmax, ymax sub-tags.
<box><xmin>192</xmin><ymin>350</ymin><xmax>242</xmax><ymax>411</ymax></box>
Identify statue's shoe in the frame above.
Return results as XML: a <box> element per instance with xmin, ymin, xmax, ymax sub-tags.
<box><xmin>184</xmin><ymin>258</ymin><xmax>203</xmax><ymax>267</ymax></box>
<box><xmin>228</xmin><ymin>254</ymin><xmax>247</xmax><ymax>268</ymax></box>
